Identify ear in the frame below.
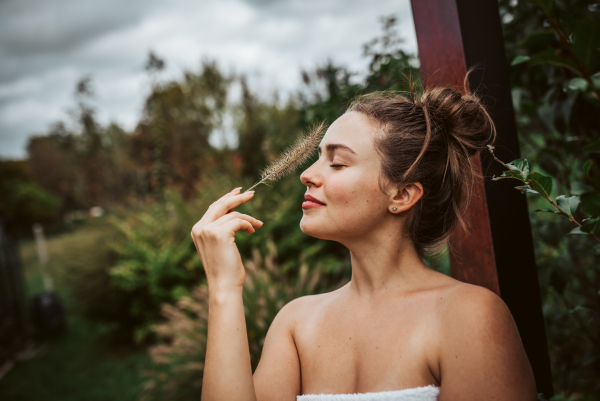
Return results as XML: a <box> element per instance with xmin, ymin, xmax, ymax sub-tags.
<box><xmin>389</xmin><ymin>182</ymin><xmax>423</xmax><ymax>214</ymax></box>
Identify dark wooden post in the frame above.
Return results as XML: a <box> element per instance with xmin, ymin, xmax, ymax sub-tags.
<box><xmin>410</xmin><ymin>0</ymin><xmax>553</xmax><ymax>396</ymax></box>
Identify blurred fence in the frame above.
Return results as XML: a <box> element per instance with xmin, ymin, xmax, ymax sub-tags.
<box><xmin>0</xmin><ymin>222</ymin><xmax>28</xmax><ymax>367</ymax></box>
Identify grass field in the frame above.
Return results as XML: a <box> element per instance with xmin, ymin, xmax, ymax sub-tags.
<box><xmin>0</xmin><ymin>219</ymin><xmax>153</xmax><ymax>401</ymax></box>
<box><xmin>0</xmin><ymin>316</ymin><xmax>151</xmax><ymax>401</ymax></box>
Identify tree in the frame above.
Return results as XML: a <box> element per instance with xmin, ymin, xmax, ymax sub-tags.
<box><xmin>498</xmin><ymin>0</ymin><xmax>600</xmax><ymax>396</ymax></box>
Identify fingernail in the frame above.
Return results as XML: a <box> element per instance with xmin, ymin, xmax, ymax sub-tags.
<box><xmin>248</xmin><ymin>191</ymin><xmax>255</xmax><ymax>194</ymax></box>
<box><xmin>233</xmin><ymin>187</ymin><xmax>242</xmax><ymax>192</ymax></box>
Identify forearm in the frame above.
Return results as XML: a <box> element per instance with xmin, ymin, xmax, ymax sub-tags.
<box><xmin>201</xmin><ymin>288</ymin><xmax>257</xmax><ymax>401</ymax></box>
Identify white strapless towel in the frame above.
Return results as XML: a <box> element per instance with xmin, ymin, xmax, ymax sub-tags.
<box><xmin>296</xmin><ymin>385</ymin><xmax>440</xmax><ymax>401</ymax></box>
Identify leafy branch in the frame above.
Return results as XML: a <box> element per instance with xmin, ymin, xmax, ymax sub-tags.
<box><xmin>488</xmin><ymin>145</ymin><xmax>600</xmax><ymax>244</ymax></box>
<box><xmin>514</xmin><ymin>0</ymin><xmax>600</xmax><ymax>102</ymax></box>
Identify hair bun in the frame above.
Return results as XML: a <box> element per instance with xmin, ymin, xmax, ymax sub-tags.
<box><xmin>419</xmin><ymin>87</ymin><xmax>495</xmax><ymax>157</ymax></box>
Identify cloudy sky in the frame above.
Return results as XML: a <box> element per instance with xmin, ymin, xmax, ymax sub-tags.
<box><xmin>0</xmin><ymin>0</ymin><xmax>418</xmax><ymax>159</ymax></box>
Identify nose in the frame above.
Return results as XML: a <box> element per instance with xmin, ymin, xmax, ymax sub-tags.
<box><xmin>300</xmin><ymin>160</ymin><xmax>321</xmax><ymax>188</ymax></box>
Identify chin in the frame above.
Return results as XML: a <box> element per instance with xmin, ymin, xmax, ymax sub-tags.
<box><xmin>299</xmin><ymin>215</ymin><xmax>335</xmax><ymax>241</ymax></box>
<box><xmin>300</xmin><ymin>216</ymin><xmax>322</xmax><ymax>238</ymax></box>
<box><xmin>299</xmin><ymin>216</ymin><xmax>314</xmax><ymax>236</ymax></box>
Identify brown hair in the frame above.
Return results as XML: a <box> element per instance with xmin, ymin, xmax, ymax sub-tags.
<box><xmin>347</xmin><ymin>73</ymin><xmax>497</xmax><ymax>258</ymax></box>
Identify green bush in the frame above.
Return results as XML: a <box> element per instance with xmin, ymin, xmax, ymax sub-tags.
<box><xmin>108</xmin><ymin>191</ymin><xmax>206</xmax><ymax>343</ymax></box>
<box><xmin>140</xmin><ymin>239</ymin><xmax>337</xmax><ymax>401</ymax></box>
<box><xmin>50</xmin><ymin>220</ymin><xmax>140</xmax><ymax>344</ymax></box>
<box><xmin>499</xmin><ymin>0</ymin><xmax>600</xmax><ymax>396</ymax></box>
<box><xmin>0</xmin><ymin>160</ymin><xmax>61</xmax><ymax>235</ymax></box>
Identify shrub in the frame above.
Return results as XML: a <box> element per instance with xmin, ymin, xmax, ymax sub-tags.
<box><xmin>49</xmin><ymin>220</ymin><xmax>138</xmax><ymax>344</ymax></box>
<box><xmin>108</xmin><ymin>191</ymin><xmax>205</xmax><ymax>343</ymax></box>
<box><xmin>140</xmin><ymin>239</ymin><xmax>341</xmax><ymax>401</ymax></box>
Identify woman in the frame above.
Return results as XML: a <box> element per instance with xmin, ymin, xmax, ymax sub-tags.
<box><xmin>191</xmin><ymin>79</ymin><xmax>537</xmax><ymax>401</ymax></box>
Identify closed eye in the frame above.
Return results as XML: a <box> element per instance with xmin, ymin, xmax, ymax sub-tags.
<box><xmin>330</xmin><ymin>164</ymin><xmax>344</xmax><ymax>168</ymax></box>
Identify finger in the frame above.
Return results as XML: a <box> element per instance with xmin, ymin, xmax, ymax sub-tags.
<box><xmin>221</xmin><ymin>187</ymin><xmax>243</xmax><ymax>200</ymax></box>
<box><xmin>215</xmin><ymin>211</ymin><xmax>263</xmax><ymax>229</ymax></box>
<box><xmin>214</xmin><ymin>191</ymin><xmax>256</xmax><ymax>216</ymax></box>
<box><xmin>220</xmin><ymin>218</ymin><xmax>256</xmax><ymax>234</ymax></box>
<box><xmin>213</xmin><ymin>187</ymin><xmax>243</xmax><ymax>206</ymax></box>
<box><xmin>202</xmin><ymin>188</ymin><xmax>248</xmax><ymax>222</ymax></box>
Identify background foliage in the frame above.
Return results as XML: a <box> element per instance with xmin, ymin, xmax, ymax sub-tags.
<box><xmin>498</xmin><ymin>0</ymin><xmax>600</xmax><ymax>397</ymax></box>
<box><xmin>1</xmin><ymin>3</ymin><xmax>599</xmax><ymax>400</ymax></box>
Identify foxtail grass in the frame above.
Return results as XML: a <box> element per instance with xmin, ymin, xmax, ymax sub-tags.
<box><xmin>244</xmin><ymin>121</ymin><xmax>326</xmax><ymax>192</ymax></box>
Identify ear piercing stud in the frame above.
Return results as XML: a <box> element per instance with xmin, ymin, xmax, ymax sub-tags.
<box><xmin>392</xmin><ymin>207</ymin><xmax>397</xmax><ymax>212</ymax></box>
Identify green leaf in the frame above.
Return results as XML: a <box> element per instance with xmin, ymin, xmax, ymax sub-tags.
<box><xmin>555</xmin><ymin>195</ymin><xmax>580</xmax><ymax>216</ymax></box>
<box><xmin>511</xmin><ymin>87</ymin><xmax>529</xmax><ymax>113</ymax></box>
<box><xmin>536</xmin><ymin>102</ymin><xmax>556</xmax><ymax>133</ymax></box>
<box><xmin>582</xmin><ymin>159</ymin><xmax>594</xmax><ymax>176</ymax></box>
<box><xmin>512</xmin><ymin>55</ymin><xmax>531</xmax><ymax>66</ymax></box>
<box><xmin>518</xmin><ymin>32</ymin><xmax>555</xmax><ymax>50</ymax></box>
<box><xmin>592</xmin><ymin>72</ymin><xmax>600</xmax><ymax>90</ymax></box>
<box><xmin>567</xmin><ymin>77</ymin><xmax>589</xmax><ymax>92</ymax></box>
<box><xmin>492</xmin><ymin>169</ymin><xmax>527</xmax><ymax>181</ymax></box>
<box><xmin>515</xmin><ymin>185</ymin><xmax>540</xmax><ymax>195</ymax></box>
<box><xmin>568</xmin><ymin>305</ymin><xmax>589</xmax><ymax>314</ymax></box>
<box><xmin>581</xmin><ymin>191</ymin><xmax>600</xmax><ymax>216</ymax></box>
<box><xmin>559</xmin><ymin>90</ymin><xmax>579</xmax><ymax>126</ymax></box>
<box><xmin>582</xmin><ymin>138</ymin><xmax>600</xmax><ymax>152</ymax></box>
<box><xmin>571</xmin><ymin>181</ymin><xmax>594</xmax><ymax>195</ymax></box>
<box><xmin>568</xmin><ymin>217</ymin><xmax>600</xmax><ymax>236</ymax></box>
<box><xmin>506</xmin><ymin>158</ymin><xmax>530</xmax><ymax>176</ymax></box>
<box><xmin>526</xmin><ymin>172</ymin><xmax>553</xmax><ymax>198</ymax></box>
<box><xmin>572</xmin><ymin>17</ymin><xmax>600</xmax><ymax>73</ymax></box>
<box><xmin>528</xmin><ymin>49</ymin><xmax>581</xmax><ymax>76</ymax></box>
<box><xmin>524</xmin><ymin>0</ymin><xmax>555</xmax><ymax>14</ymax></box>
<box><xmin>535</xmin><ymin>208</ymin><xmax>570</xmax><ymax>219</ymax></box>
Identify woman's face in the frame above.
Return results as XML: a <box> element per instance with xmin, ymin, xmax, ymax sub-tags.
<box><xmin>299</xmin><ymin>111</ymin><xmax>392</xmax><ymax>241</ymax></box>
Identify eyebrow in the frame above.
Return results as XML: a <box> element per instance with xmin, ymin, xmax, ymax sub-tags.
<box><xmin>318</xmin><ymin>143</ymin><xmax>358</xmax><ymax>156</ymax></box>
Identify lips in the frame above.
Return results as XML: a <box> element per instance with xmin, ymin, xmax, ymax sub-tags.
<box><xmin>303</xmin><ymin>194</ymin><xmax>325</xmax><ymax>210</ymax></box>
<box><xmin>304</xmin><ymin>194</ymin><xmax>325</xmax><ymax>205</ymax></box>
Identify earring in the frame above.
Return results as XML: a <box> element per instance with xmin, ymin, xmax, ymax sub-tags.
<box><xmin>392</xmin><ymin>207</ymin><xmax>397</xmax><ymax>212</ymax></box>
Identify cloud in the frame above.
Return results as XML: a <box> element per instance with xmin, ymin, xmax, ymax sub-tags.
<box><xmin>0</xmin><ymin>0</ymin><xmax>155</xmax><ymax>55</ymax></box>
<box><xmin>0</xmin><ymin>0</ymin><xmax>417</xmax><ymax>159</ymax></box>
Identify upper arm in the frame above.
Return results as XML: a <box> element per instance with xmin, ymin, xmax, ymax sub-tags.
<box><xmin>253</xmin><ymin>297</ymin><xmax>303</xmax><ymax>401</ymax></box>
<box><xmin>438</xmin><ymin>285</ymin><xmax>537</xmax><ymax>401</ymax></box>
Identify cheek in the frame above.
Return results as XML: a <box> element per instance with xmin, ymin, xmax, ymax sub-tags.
<box><xmin>326</xmin><ymin>173</ymin><xmax>360</xmax><ymax>211</ymax></box>
<box><xmin>327</xmin><ymin>172</ymin><xmax>384</xmax><ymax>218</ymax></box>
<box><xmin>326</xmin><ymin>176</ymin><xmax>350</xmax><ymax>204</ymax></box>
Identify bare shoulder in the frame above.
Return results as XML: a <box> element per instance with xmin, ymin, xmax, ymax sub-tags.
<box><xmin>437</xmin><ymin>282</ymin><xmax>520</xmax><ymax>360</ymax></box>
<box><xmin>423</xmin><ymin>276</ymin><xmax>517</xmax><ymax>349</ymax></box>
<box><xmin>417</xmin><ymin>270</ymin><xmax>510</xmax><ymax>327</ymax></box>
<box><xmin>438</xmin><ymin>281</ymin><xmax>511</xmax><ymax>325</ymax></box>
<box><xmin>275</xmin><ymin>287</ymin><xmax>342</xmax><ymax>330</ymax></box>
<box><xmin>435</xmin><ymin>282</ymin><xmax>537</xmax><ymax>400</ymax></box>
<box><xmin>253</xmin><ymin>287</ymin><xmax>340</xmax><ymax>400</ymax></box>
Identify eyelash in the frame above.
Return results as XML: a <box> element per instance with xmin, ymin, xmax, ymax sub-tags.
<box><xmin>330</xmin><ymin>164</ymin><xmax>344</xmax><ymax>168</ymax></box>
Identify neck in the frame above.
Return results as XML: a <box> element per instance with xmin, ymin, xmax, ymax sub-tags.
<box><xmin>341</xmin><ymin>220</ymin><xmax>430</xmax><ymax>299</ymax></box>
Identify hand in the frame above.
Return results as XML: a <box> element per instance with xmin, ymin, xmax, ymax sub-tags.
<box><xmin>191</xmin><ymin>187</ymin><xmax>263</xmax><ymax>294</ymax></box>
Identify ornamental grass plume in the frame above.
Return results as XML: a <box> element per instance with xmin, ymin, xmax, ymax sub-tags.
<box><xmin>244</xmin><ymin>121</ymin><xmax>326</xmax><ymax>192</ymax></box>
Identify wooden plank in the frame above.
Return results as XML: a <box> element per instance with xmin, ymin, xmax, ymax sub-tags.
<box><xmin>448</xmin><ymin>155</ymin><xmax>500</xmax><ymax>294</ymax></box>
<box><xmin>410</xmin><ymin>0</ymin><xmax>553</xmax><ymax>396</ymax></box>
